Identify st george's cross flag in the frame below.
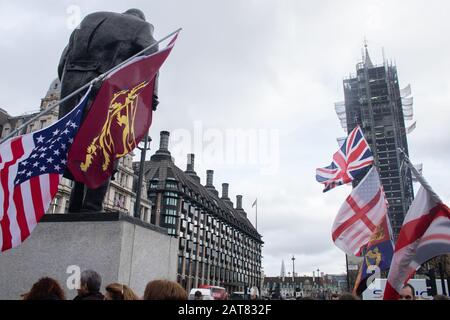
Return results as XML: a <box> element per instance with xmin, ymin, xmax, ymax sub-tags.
<box><xmin>68</xmin><ymin>32</ymin><xmax>179</xmax><ymax>189</ymax></box>
<box><xmin>383</xmin><ymin>186</ymin><xmax>450</xmax><ymax>300</ymax></box>
<box><xmin>0</xmin><ymin>87</ymin><xmax>91</xmax><ymax>252</ymax></box>
<box><xmin>316</xmin><ymin>126</ymin><xmax>373</xmax><ymax>192</ymax></box>
<box><xmin>332</xmin><ymin>167</ymin><xmax>388</xmax><ymax>256</ymax></box>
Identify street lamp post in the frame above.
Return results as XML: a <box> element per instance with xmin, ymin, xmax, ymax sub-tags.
<box><xmin>291</xmin><ymin>255</ymin><xmax>296</xmax><ymax>282</ymax></box>
<box><xmin>317</xmin><ymin>268</ymin><xmax>320</xmax><ymax>287</ymax></box>
<box><xmin>134</xmin><ymin>135</ymin><xmax>151</xmax><ymax>218</ymax></box>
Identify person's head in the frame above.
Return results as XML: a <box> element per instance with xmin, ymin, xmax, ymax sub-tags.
<box><xmin>143</xmin><ymin>280</ymin><xmax>187</xmax><ymax>300</ymax></box>
<box><xmin>194</xmin><ymin>290</ymin><xmax>203</xmax><ymax>300</ymax></box>
<box><xmin>23</xmin><ymin>277</ymin><xmax>65</xmax><ymax>300</ymax></box>
<box><xmin>433</xmin><ymin>294</ymin><xmax>450</xmax><ymax>300</ymax></box>
<box><xmin>331</xmin><ymin>293</ymin><xmax>340</xmax><ymax>300</ymax></box>
<box><xmin>79</xmin><ymin>270</ymin><xmax>102</xmax><ymax>296</ymax></box>
<box><xmin>338</xmin><ymin>292</ymin><xmax>360</xmax><ymax>300</ymax></box>
<box><xmin>250</xmin><ymin>286</ymin><xmax>259</xmax><ymax>300</ymax></box>
<box><xmin>123</xmin><ymin>8</ymin><xmax>146</xmax><ymax>21</ymax></box>
<box><xmin>399</xmin><ymin>284</ymin><xmax>415</xmax><ymax>300</ymax></box>
<box><xmin>105</xmin><ymin>283</ymin><xmax>139</xmax><ymax>300</ymax></box>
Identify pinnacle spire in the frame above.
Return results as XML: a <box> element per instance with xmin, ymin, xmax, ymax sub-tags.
<box><xmin>364</xmin><ymin>38</ymin><xmax>374</xmax><ymax>68</ymax></box>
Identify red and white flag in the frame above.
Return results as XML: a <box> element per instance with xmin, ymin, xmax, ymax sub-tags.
<box><xmin>0</xmin><ymin>88</ymin><xmax>90</xmax><ymax>252</ymax></box>
<box><xmin>332</xmin><ymin>166</ymin><xmax>388</xmax><ymax>256</ymax></box>
<box><xmin>383</xmin><ymin>186</ymin><xmax>450</xmax><ymax>300</ymax></box>
<box><xmin>68</xmin><ymin>32</ymin><xmax>179</xmax><ymax>189</ymax></box>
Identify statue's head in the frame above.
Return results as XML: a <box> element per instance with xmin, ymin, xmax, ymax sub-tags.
<box><xmin>123</xmin><ymin>8</ymin><xmax>146</xmax><ymax>21</ymax></box>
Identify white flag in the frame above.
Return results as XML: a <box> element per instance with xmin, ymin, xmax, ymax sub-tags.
<box><xmin>332</xmin><ymin>167</ymin><xmax>388</xmax><ymax>256</ymax></box>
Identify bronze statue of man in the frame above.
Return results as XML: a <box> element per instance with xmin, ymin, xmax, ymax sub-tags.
<box><xmin>58</xmin><ymin>9</ymin><xmax>159</xmax><ymax>213</ymax></box>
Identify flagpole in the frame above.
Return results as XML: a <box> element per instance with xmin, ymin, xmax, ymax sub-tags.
<box><xmin>397</xmin><ymin>148</ymin><xmax>442</xmax><ymax>203</ymax></box>
<box><xmin>0</xmin><ymin>27</ymin><xmax>182</xmax><ymax>145</ymax></box>
<box><xmin>255</xmin><ymin>198</ymin><xmax>258</xmax><ymax>231</ymax></box>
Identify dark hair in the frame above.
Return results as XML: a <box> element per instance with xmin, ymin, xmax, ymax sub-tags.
<box><xmin>143</xmin><ymin>280</ymin><xmax>187</xmax><ymax>300</ymax></box>
<box><xmin>195</xmin><ymin>290</ymin><xmax>202</xmax><ymax>297</ymax></box>
<box><xmin>81</xmin><ymin>270</ymin><xmax>102</xmax><ymax>293</ymax></box>
<box><xmin>402</xmin><ymin>283</ymin><xmax>416</xmax><ymax>299</ymax></box>
<box><xmin>433</xmin><ymin>294</ymin><xmax>450</xmax><ymax>300</ymax></box>
<box><xmin>338</xmin><ymin>292</ymin><xmax>360</xmax><ymax>300</ymax></box>
<box><xmin>23</xmin><ymin>277</ymin><xmax>65</xmax><ymax>300</ymax></box>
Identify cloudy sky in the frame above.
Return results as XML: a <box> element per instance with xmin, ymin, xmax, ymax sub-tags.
<box><xmin>1</xmin><ymin>0</ymin><xmax>450</xmax><ymax>277</ymax></box>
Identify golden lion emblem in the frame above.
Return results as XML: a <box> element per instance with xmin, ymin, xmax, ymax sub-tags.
<box><xmin>80</xmin><ymin>81</ymin><xmax>149</xmax><ymax>172</ymax></box>
<box><xmin>365</xmin><ymin>247</ymin><xmax>382</xmax><ymax>267</ymax></box>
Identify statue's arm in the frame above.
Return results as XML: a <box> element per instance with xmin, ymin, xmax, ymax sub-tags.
<box><xmin>57</xmin><ymin>45</ymin><xmax>69</xmax><ymax>80</ymax></box>
<box><xmin>135</xmin><ymin>23</ymin><xmax>158</xmax><ymax>55</ymax></box>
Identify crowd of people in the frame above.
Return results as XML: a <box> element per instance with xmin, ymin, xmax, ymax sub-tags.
<box><xmin>22</xmin><ymin>270</ymin><xmax>187</xmax><ymax>300</ymax></box>
<box><xmin>21</xmin><ymin>271</ymin><xmax>449</xmax><ymax>301</ymax></box>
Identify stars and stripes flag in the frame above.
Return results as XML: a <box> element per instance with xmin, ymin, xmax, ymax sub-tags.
<box><xmin>383</xmin><ymin>186</ymin><xmax>450</xmax><ymax>300</ymax></box>
<box><xmin>0</xmin><ymin>87</ymin><xmax>91</xmax><ymax>252</ymax></box>
<box><xmin>316</xmin><ymin>126</ymin><xmax>373</xmax><ymax>192</ymax></box>
<box><xmin>332</xmin><ymin>167</ymin><xmax>388</xmax><ymax>256</ymax></box>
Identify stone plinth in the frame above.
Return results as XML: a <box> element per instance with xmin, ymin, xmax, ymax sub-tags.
<box><xmin>0</xmin><ymin>213</ymin><xmax>178</xmax><ymax>300</ymax></box>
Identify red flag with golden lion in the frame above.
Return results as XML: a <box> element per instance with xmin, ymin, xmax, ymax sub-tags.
<box><xmin>68</xmin><ymin>33</ymin><xmax>178</xmax><ymax>189</ymax></box>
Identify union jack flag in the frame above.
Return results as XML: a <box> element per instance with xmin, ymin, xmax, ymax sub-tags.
<box><xmin>316</xmin><ymin>126</ymin><xmax>373</xmax><ymax>192</ymax></box>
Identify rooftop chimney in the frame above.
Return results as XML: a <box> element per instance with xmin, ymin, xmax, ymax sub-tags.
<box><xmin>185</xmin><ymin>154</ymin><xmax>200</xmax><ymax>183</ymax></box>
<box><xmin>151</xmin><ymin>131</ymin><xmax>172</xmax><ymax>160</ymax></box>
<box><xmin>206</xmin><ymin>170</ymin><xmax>214</xmax><ymax>187</ymax></box>
<box><xmin>186</xmin><ymin>154</ymin><xmax>195</xmax><ymax>172</ymax></box>
<box><xmin>235</xmin><ymin>195</ymin><xmax>247</xmax><ymax>217</ymax></box>
<box><xmin>221</xmin><ymin>183</ymin><xmax>229</xmax><ymax>200</ymax></box>
<box><xmin>236</xmin><ymin>195</ymin><xmax>243</xmax><ymax>210</ymax></box>
<box><xmin>205</xmin><ymin>170</ymin><xmax>219</xmax><ymax>197</ymax></box>
<box><xmin>159</xmin><ymin>131</ymin><xmax>170</xmax><ymax>150</ymax></box>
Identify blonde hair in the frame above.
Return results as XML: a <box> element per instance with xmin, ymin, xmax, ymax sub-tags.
<box><xmin>105</xmin><ymin>283</ymin><xmax>139</xmax><ymax>300</ymax></box>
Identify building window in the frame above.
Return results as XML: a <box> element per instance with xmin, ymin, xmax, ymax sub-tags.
<box><xmin>165</xmin><ymin>209</ymin><xmax>177</xmax><ymax>216</ymax></box>
<box><xmin>150</xmin><ymin>180</ymin><xmax>159</xmax><ymax>189</ymax></box>
<box><xmin>114</xmin><ymin>192</ymin><xmax>126</xmax><ymax>209</ymax></box>
<box><xmin>178</xmin><ymin>256</ymin><xmax>183</xmax><ymax>274</ymax></box>
<box><xmin>50</xmin><ymin>197</ymin><xmax>60</xmax><ymax>214</ymax></box>
<box><xmin>165</xmin><ymin>180</ymin><xmax>178</xmax><ymax>190</ymax></box>
<box><xmin>164</xmin><ymin>216</ymin><xmax>177</xmax><ymax>225</ymax></box>
<box><xmin>165</xmin><ymin>197</ymin><xmax>178</xmax><ymax>206</ymax></box>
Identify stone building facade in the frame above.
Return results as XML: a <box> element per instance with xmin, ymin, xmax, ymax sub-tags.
<box><xmin>263</xmin><ymin>274</ymin><xmax>347</xmax><ymax>299</ymax></box>
<box><xmin>140</xmin><ymin>131</ymin><xmax>263</xmax><ymax>294</ymax></box>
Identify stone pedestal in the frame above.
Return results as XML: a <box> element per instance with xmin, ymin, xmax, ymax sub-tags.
<box><xmin>0</xmin><ymin>213</ymin><xmax>178</xmax><ymax>300</ymax></box>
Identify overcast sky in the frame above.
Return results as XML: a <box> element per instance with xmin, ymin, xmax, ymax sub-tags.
<box><xmin>1</xmin><ymin>0</ymin><xmax>450</xmax><ymax>278</ymax></box>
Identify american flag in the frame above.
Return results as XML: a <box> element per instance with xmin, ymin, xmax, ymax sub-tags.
<box><xmin>316</xmin><ymin>126</ymin><xmax>373</xmax><ymax>192</ymax></box>
<box><xmin>0</xmin><ymin>87</ymin><xmax>91</xmax><ymax>252</ymax></box>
